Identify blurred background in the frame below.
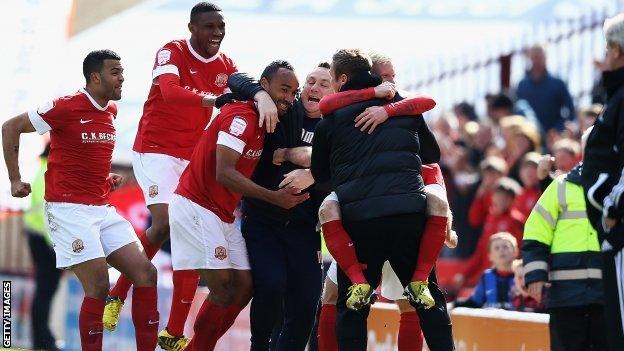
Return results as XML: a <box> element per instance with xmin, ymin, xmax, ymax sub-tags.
<box><xmin>1</xmin><ymin>0</ymin><xmax>622</xmax><ymax>350</ymax></box>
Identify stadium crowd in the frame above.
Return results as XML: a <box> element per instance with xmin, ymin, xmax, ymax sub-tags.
<box><xmin>4</xmin><ymin>2</ymin><xmax>624</xmax><ymax>351</ymax></box>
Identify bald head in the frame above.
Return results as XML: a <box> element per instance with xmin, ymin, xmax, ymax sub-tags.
<box><xmin>527</xmin><ymin>45</ymin><xmax>546</xmax><ymax>76</ymax></box>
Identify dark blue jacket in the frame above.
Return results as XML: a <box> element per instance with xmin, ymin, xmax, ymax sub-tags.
<box><xmin>456</xmin><ymin>269</ymin><xmax>515</xmax><ymax>309</ymax></box>
<box><xmin>516</xmin><ymin>71</ymin><xmax>575</xmax><ymax>132</ymax></box>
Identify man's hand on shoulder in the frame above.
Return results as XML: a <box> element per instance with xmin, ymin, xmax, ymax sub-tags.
<box><xmin>354</xmin><ymin>106</ymin><xmax>389</xmax><ymax>134</ymax></box>
<box><xmin>374</xmin><ymin>82</ymin><xmax>396</xmax><ymax>100</ymax></box>
<box><xmin>255</xmin><ymin>91</ymin><xmax>278</xmax><ymax>133</ymax></box>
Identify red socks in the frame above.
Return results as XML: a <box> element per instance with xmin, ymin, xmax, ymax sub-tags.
<box><xmin>317</xmin><ymin>304</ymin><xmax>338</xmax><ymax>351</ymax></box>
<box><xmin>79</xmin><ymin>297</ymin><xmax>104</xmax><ymax>351</ymax></box>
<box><xmin>322</xmin><ymin>220</ymin><xmax>367</xmax><ymax>284</ymax></box>
<box><xmin>398</xmin><ymin>311</ymin><xmax>422</xmax><ymax>351</ymax></box>
<box><xmin>166</xmin><ymin>270</ymin><xmax>200</xmax><ymax>337</ymax></box>
<box><xmin>186</xmin><ymin>299</ymin><xmax>243</xmax><ymax>351</ymax></box>
<box><xmin>412</xmin><ymin>216</ymin><xmax>447</xmax><ymax>282</ymax></box>
<box><xmin>132</xmin><ymin>287</ymin><xmax>159</xmax><ymax>351</ymax></box>
<box><xmin>109</xmin><ymin>232</ymin><xmax>161</xmax><ymax>300</ymax></box>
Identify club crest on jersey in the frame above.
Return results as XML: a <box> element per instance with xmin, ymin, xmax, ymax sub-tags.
<box><xmin>215</xmin><ymin>73</ymin><xmax>228</xmax><ymax>87</ymax></box>
<box><xmin>72</xmin><ymin>239</ymin><xmax>84</xmax><ymax>253</ymax></box>
<box><xmin>157</xmin><ymin>49</ymin><xmax>171</xmax><ymax>65</ymax></box>
<box><xmin>215</xmin><ymin>246</ymin><xmax>227</xmax><ymax>260</ymax></box>
<box><xmin>229</xmin><ymin>117</ymin><xmax>247</xmax><ymax>136</ymax></box>
<box><xmin>148</xmin><ymin>185</ymin><xmax>159</xmax><ymax>198</ymax></box>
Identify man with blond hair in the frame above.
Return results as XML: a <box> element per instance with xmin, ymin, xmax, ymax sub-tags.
<box><xmin>311</xmin><ymin>48</ymin><xmax>453</xmax><ymax>351</ymax></box>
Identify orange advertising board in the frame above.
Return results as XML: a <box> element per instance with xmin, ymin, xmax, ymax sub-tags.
<box><xmin>451</xmin><ymin>307</ymin><xmax>550</xmax><ymax>351</ymax></box>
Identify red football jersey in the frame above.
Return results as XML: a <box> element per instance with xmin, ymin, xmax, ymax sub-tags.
<box><xmin>133</xmin><ymin>39</ymin><xmax>238</xmax><ymax>160</ymax></box>
<box><xmin>421</xmin><ymin>163</ymin><xmax>445</xmax><ymax>187</ymax></box>
<box><xmin>27</xmin><ymin>89</ymin><xmax>117</xmax><ymax>205</ymax></box>
<box><xmin>175</xmin><ymin>101</ymin><xmax>265</xmax><ymax>223</ymax></box>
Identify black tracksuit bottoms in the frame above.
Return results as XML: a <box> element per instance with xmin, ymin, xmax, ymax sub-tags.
<box><xmin>242</xmin><ymin>216</ymin><xmax>323</xmax><ymax>351</ymax></box>
<box><xmin>26</xmin><ymin>230</ymin><xmax>62</xmax><ymax>350</ymax></box>
<box><xmin>549</xmin><ymin>304</ymin><xmax>606</xmax><ymax>351</ymax></box>
<box><xmin>336</xmin><ymin>213</ymin><xmax>454</xmax><ymax>351</ymax></box>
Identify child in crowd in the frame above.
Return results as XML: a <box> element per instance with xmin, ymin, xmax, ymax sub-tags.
<box><xmin>456</xmin><ymin>177</ymin><xmax>524</xmax><ymax>287</ymax></box>
<box><xmin>511</xmin><ymin>259</ymin><xmax>545</xmax><ymax>312</ymax></box>
<box><xmin>514</xmin><ymin>152</ymin><xmax>542</xmax><ymax>219</ymax></box>
<box><xmin>455</xmin><ymin>233</ymin><xmax>518</xmax><ymax>309</ymax></box>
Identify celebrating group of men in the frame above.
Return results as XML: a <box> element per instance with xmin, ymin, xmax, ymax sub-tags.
<box><xmin>2</xmin><ymin>2</ymin><xmax>455</xmax><ymax>351</ymax></box>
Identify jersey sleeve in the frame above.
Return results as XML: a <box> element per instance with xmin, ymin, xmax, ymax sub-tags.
<box><xmin>383</xmin><ymin>95</ymin><xmax>436</xmax><ymax>117</ymax></box>
<box><xmin>27</xmin><ymin>98</ymin><xmax>65</xmax><ymax>134</ymax></box>
<box><xmin>223</xmin><ymin>55</ymin><xmax>238</xmax><ymax>94</ymax></box>
<box><xmin>422</xmin><ymin>164</ymin><xmax>445</xmax><ymax>187</ymax></box>
<box><xmin>216</xmin><ymin>112</ymin><xmax>256</xmax><ymax>154</ymax></box>
<box><xmin>226</xmin><ymin>55</ymin><xmax>238</xmax><ymax>75</ymax></box>
<box><xmin>318</xmin><ymin>88</ymin><xmax>375</xmax><ymax>116</ymax></box>
<box><xmin>152</xmin><ymin>43</ymin><xmax>183</xmax><ymax>80</ymax></box>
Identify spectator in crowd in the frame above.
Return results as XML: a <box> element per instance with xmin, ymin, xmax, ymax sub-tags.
<box><xmin>458</xmin><ymin>177</ymin><xmax>524</xmax><ymax>288</ymax></box>
<box><xmin>486</xmin><ymin>93</ymin><xmax>514</xmax><ymax>126</ymax></box>
<box><xmin>516</xmin><ymin>44</ymin><xmax>576</xmax><ymax>134</ymax></box>
<box><xmin>486</xmin><ymin>93</ymin><xmax>539</xmax><ymax>131</ymax></box>
<box><xmin>500</xmin><ymin>116</ymin><xmax>541</xmax><ymax>182</ymax></box>
<box><xmin>536</xmin><ymin>138</ymin><xmax>581</xmax><ymax>192</ymax></box>
<box><xmin>511</xmin><ymin>259</ymin><xmax>545</xmax><ymax>312</ymax></box>
<box><xmin>24</xmin><ymin>143</ymin><xmax>62</xmax><ymax>351</ymax></box>
<box><xmin>454</xmin><ymin>232</ymin><xmax>518</xmax><ymax>309</ymax></box>
<box><xmin>468</xmin><ymin>156</ymin><xmax>508</xmax><ymax>229</ymax></box>
<box><xmin>582</xmin><ymin>13</ymin><xmax>624</xmax><ymax>350</ymax></box>
<box><xmin>523</xmin><ymin>149</ymin><xmax>605</xmax><ymax>351</ymax></box>
<box><xmin>453</xmin><ymin>101</ymin><xmax>478</xmax><ymax>132</ymax></box>
<box><xmin>513</xmin><ymin>152</ymin><xmax>542</xmax><ymax>220</ymax></box>
<box><xmin>443</xmin><ymin>140</ymin><xmax>482</xmax><ymax>259</ymax></box>
<box><xmin>552</xmin><ymin>138</ymin><xmax>581</xmax><ymax>172</ymax></box>
<box><xmin>578</xmin><ymin>104</ymin><xmax>602</xmax><ymax>134</ymax></box>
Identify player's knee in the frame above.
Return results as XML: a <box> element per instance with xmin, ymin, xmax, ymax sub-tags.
<box><xmin>236</xmin><ymin>279</ymin><xmax>254</xmax><ymax>306</ymax></box>
<box><xmin>86</xmin><ymin>278</ymin><xmax>110</xmax><ymax>300</ymax></box>
<box><xmin>426</xmin><ymin>193</ymin><xmax>449</xmax><ymax>217</ymax></box>
<box><xmin>318</xmin><ymin>200</ymin><xmax>341</xmax><ymax>224</ymax></box>
<box><xmin>210</xmin><ymin>283</ymin><xmax>235</xmax><ymax>307</ymax></box>
<box><xmin>142</xmin><ymin>263</ymin><xmax>158</xmax><ymax>286</ymax></box>
<box><xmin>130</xmin><ymin>261</ymin><xmax>157</xmax><ymax>287</ymax></box>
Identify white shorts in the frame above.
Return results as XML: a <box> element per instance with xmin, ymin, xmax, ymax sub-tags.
<box><xmin>132</xmin><ymin>151</ymin><xmax>189</xmax><ymax>206</ymax></box>
<box><xmin>327</xmin><ymin>259</ymin><xmax>406</xmax><ymax>301</ymax></box>
<box><xmin>169</xmin><ymin>194</ymin><xmax>250</xmax><ymax>270</ymax></box>
<box><xmin>381</xmin><ymin>261</ymin><xmax>407</xmax><ymax>301</ymax></box>
<box><xmin>321</xmin><ymin>191</ymin><xmax>339</xmax><ymax>208</ymax></box>
<box><xmin>327</xmin><ymin>259</ymin><xmax>338</xmax><ymax>284</ymax></box>
<box><xmin>425</xmin><ymin>183</ymin><xmax>447</xmax><ymax>201</ymax></box>
<box><xmin>44</xmin><ymin>202</ymin><xmax>138</xmax><ymax>269</ymax></box>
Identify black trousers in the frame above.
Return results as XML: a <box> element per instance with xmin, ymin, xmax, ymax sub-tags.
<box><xmin>242</xmin><ymin>216</ymin><xmax>323</xmax><ymax>351</ymax></box>
<box><xmin>601</xmin><ymin>246</ymin><xmax>624</xmax><ymax>351</ymax></box>
<box><xmin>549</xmin><ymin>304</ymin><xmax>606</xmax><ymax>351</ymax></box>
<box><xmin>26</xmin><ymin>231</ymin><xmax>62</xmax><ymax>350</ymax></box>
<box><xmin>336</xmin><ymin>213</ymin><xmax>454</xmax><ymax>351</ymax></box>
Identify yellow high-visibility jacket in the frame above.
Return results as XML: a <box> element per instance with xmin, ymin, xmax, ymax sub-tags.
<box><xmin>522</xmin><ymin>165</ymin><xmax>603</xmax><ymax>308</ymax></box>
